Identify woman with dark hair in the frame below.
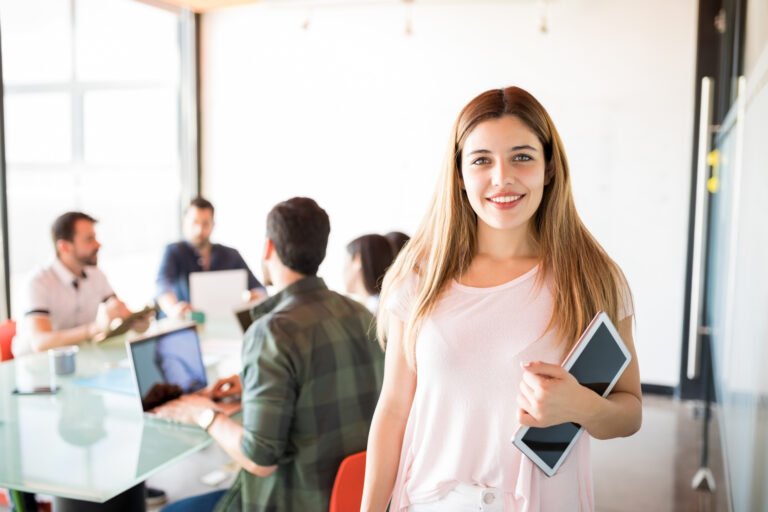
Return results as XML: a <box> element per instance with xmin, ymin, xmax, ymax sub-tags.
<box><xmin>344</xmin><ymin>234</ymin><xmax>395</xmax><ymax>314</ymax></box>
<box><xmin>362</xmin><ymin>87</ymin><xmax>641</xmax><ymax>511</ymax></box>
<box><xmin>384</xmin><ymin>231</ymin><xmax>410</xmax><ymax>257</ymax></box>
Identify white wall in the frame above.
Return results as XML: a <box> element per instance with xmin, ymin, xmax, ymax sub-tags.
<box><xmin>201</xmin><ymin>0</ymin><xmax>698</xmax><ymax>386</ymax></box>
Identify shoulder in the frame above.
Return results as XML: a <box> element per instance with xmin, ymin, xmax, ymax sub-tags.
<box><xmin>213</xmin><ymin>244</ymin><xmax>245</xmax><ymax>262</ymax></box>
<box><xmin>28</xmin><ymin>264</ymin><xmax>55</xmax><ymax>286</ymax></box>
<box><xmin>382</xmin><ymin>270</ymin><xmax>420</xmax><ymax>320</ymax></box>
<box><xmin>256</xmin><ymin>290</ymin><xmax>373</xmax><ymax>344</ymax></box>
<box><xmin>165</xmin><ymin>241</ymin><xmax>189</xmax><ymax>255</ymax></box>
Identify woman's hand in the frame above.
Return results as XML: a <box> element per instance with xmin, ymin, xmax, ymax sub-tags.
<box><xmin>516</xmin><ymin>361</ymin><xmax>596</xmax><ymax>428</ymax></box>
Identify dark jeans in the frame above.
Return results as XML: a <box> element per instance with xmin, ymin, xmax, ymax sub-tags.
<box><xmin>160</xmin><ymin>490</ymin><xmax>226</xmax><ymax>512</ymax></box>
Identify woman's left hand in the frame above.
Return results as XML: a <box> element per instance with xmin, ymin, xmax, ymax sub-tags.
<box><xmin>516</xmin><ymin>361</ymin><xmax>595</xmax><ymax>428</ymax></box>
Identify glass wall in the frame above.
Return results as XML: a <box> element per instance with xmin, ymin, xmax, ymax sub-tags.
<box><xmin>0</xmin><ymin>0</ymin><xmax>188</xmax><ymax>313</ymax></box>
<box><xmin>707</xmin><ymin>75</ymin><xmax>768</xmax><ymax>510</ymax></box>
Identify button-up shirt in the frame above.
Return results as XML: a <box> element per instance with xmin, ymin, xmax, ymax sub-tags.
<box><xmin>215</xmin><ymin>276</ymin><xmax>384</xmax><ymax>512</ymax></box>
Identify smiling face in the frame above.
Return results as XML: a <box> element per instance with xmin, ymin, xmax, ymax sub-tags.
<box><xmin>460</xmin><ymin>115</ymin><xmax>548</xmax><ymax>237</ymax></box>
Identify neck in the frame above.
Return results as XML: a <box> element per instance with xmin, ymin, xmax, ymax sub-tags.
<box><xmin>476</xmin><ymin>221</ymin><xmax>538</xmax><ymax>260</ymax></box>
<box><xmin>194</xmin><ymin>242</ymin><xmax>212</xmax><ymax>254</ymax></box>
<box><xmin>59</xmin><ymin>256</ymin><xmax>84</xmax><ymax>277</ymax></box>
<box><xmin>271</xmin><ymin>267</ymin><xmax>308</xmax><ymax>293</ymax></box>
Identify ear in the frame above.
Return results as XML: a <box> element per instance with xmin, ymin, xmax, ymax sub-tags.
<box><xmin>263</xmin><ymin>239</ymin><xmax>274</xmax><ymax>260</ymax></box>
<box><xmin>55</xmin><ymin>239</ymin><xmax>69</xmax><ymax>256</ymax></box>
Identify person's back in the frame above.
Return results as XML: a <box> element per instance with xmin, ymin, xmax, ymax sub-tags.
<box><xmin>218</xmin><ymin>276</ymin><xmax>382</xmax><ymax>511</ymax></box>
<box><xmin>159</xmin><ymin>197</ymin><xmax>384</xmax><ymax>512</ymax></box>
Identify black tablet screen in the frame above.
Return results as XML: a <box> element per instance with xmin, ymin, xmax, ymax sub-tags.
<box><xmin>519</xmin><ymin>322</ymin><xmax>628</xmax><ymax>472</ymax></box>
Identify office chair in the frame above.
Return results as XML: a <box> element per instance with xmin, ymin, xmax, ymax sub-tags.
<box><xmin>329</xmin><ymin>451</ymin><xmax>366</xmax><ymax>512</ymax></box>
<box><xmin>0</xmin><ymin>319</ymin><xmax>16</xmax><ymax>362</ymax></box>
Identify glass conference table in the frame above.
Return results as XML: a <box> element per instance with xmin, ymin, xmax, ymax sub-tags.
<box><xmin>0</xmin><ymin>319</ymin><xmax>243</xmax><ymax>508</ymax></box>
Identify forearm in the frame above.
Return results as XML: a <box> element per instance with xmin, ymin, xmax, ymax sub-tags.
<box><xmin>31</xmin><ymin>323</ymin><xmax>94</xmax><ymax>351</ymax></box>
<box><xmin>579</xmin><ymin>390</ymin><xmax>642</xmax><ymax>440</ymax></box>
<box><xmin>361</xmin><ymin>407</ymin><xmax>408</xmax><ymax>512</ymax></box>
<box><xmin>208</xmin><ymin>414</ymin><xmax>277</xmax><ymax>478</ymax></box>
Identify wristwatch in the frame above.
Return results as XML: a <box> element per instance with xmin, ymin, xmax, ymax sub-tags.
<box><xmin>196</xmin><ymin>408</ymin><xmax>218</xmax><ymax>432</ymax></box>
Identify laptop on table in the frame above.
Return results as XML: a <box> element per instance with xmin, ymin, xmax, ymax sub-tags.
<box><xmin>126</xmin><ymin>324</ymin><xmax>240</xmax><ymax>421</ymax></box>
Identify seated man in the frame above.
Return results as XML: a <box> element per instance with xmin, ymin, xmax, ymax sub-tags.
<box><xmin>14</xmin><ymin>211</ymin><xmax>149</xmax><ymax>355</ymax></box>
<box><xmin>159</xmin><ymin>197</ymin><xmax>384</xmax><ymax>512</ymax></box>
<box><xmin>11</xmin><ymin>211</ymin><xmax>165</xmax><ymax>508</ymax></box>
<box><xmin>156</xmin><ymin>197</ymin><xmax>267</xmax><ymax>319</ymax></box>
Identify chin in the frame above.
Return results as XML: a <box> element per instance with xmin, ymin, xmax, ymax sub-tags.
<box><xmin>479</xmin><ymin>216</ymin><xmax>528</xmax><ymax>232</ymax></box>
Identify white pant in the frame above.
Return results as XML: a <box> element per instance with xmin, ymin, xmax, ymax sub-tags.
<box><xmin>408</xmin><ymin>484</ymin><xmax>504</xmax><ymax>512</ymax></box>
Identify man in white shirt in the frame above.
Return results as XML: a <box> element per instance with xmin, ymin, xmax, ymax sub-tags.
<box><xmin>9</xmin><ymin>211</ymin><xmax>167</xmax><ymax>508</ymax></box>
<box><xmin>13</xmin><ymin>211</ymin><xmax>147</xmax><ymax>356</ymax></box>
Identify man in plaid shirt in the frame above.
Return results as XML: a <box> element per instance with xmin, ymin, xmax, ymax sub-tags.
<box><xmin>161</xmin><ymin>197</ymin><xmax>384</xmax><ymax>512</ymax></box>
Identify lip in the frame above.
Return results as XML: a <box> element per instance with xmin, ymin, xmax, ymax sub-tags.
<box><xmin>485</xmin><ymin>193</ymin><xmax>525</xmax><ymax>210</ymax></box>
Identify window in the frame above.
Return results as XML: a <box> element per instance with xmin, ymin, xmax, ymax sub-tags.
<box><xmin>0</xmin><ymin>0</ymin><xmax>193</xmax><ymax>314</ymax></box>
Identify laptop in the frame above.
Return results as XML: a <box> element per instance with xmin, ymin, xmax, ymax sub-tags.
<box><xmin>126</xmin><ymin>323</ymin><xmax>240</xmax><ymax>420</ymax></box>
<box><xmin>189</xmin><ymin>269</ymin><xmax>249</xmax><ymax>319</ymax></box>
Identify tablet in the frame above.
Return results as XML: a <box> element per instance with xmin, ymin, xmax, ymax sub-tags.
<box><xmin>98</xmin><ymin>305</ymin><xmax>157</xmax><ymax>341</ymax></box>
<box><xmin>511</xmin><ymin>311</ymin><xmax>632</xmax><ymax>477</ymax></box>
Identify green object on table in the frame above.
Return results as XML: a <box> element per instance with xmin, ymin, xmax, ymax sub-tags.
<box><xmin>190</xmin><ymin>310</ymin><xmax>206</xmax><ymax>324</ymax></box>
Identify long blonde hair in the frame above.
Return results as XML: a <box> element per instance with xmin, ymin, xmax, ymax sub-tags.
<box><xmin>378</xmin><ymin>86</ymin><xmax>630</xmax><ymax>367</ymax></box>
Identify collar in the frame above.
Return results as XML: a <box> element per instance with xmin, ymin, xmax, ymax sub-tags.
<box><xmin>52</xmin><ymin>258</ymin><xmax>87</xmax><ymax>286</ymax></box>
<box><xmin>251</xmin><ymin>276</ymin><xmax>327</xmax><ymax>321</ymax></box>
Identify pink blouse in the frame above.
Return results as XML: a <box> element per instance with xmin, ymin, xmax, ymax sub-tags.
<box><xmin>386</xmin><ymin>266</ymin><xmax>632</xmax><ymax>511</ymax></box>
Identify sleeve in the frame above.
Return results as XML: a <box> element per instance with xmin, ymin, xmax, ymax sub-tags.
<box><xmin>24</xmin><ymin>274</ymin><xmax>51</xmax><ymax>316</ymax></box>
<box><xmin>155</xmin><ymin>244</ymin><xmax>178</xmax><ymax>297</ymax></box>
<box><xmin>239</xmin><ymin>319</ymin><xmax>298</xmax><ymax>466</ymax></box>
<box><xmin>234</xmin><ymin>249</ymin><xmax>264</xmax><ymax>291</ymax></box>
<box><xmin>383</xmin><ymin>271</ymin><xmax>418</xmax><ymax>322</ymax></box>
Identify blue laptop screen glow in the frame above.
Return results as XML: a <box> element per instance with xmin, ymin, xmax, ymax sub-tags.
<box><xmin>130</xmin><ymin>327</ymin><xmax>207</xmax><ymax>411</ymax></box>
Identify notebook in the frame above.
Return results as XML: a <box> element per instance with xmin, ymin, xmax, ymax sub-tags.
<box><xmin>189</xmin><ymin>269</ymin><xmax>248</xmax><ymax>319</ymax></box>
<box><xmin>126</xmin><ymin>324</ymin><xmax>240</xmax><ymax>421</ymax></box>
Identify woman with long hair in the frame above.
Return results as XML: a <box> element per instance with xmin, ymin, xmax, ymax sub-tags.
<box><xmin>361</xmin><ymin>87</ymin><xmax>641</xmax><ymax>511</ymax></box>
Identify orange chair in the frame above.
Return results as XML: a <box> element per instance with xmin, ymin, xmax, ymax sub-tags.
<box><xmin>0</xmin><ymin>319</ymin><xmax>16</xmax><ymax>362</ymax></box>
<box><xmin>0</xmin><ymin>320</ymin><xmax>15</xmax><ymax>507</ymax></box>
<box><xmin>329</xmin><ymin>451</ymin><xmax>366</xmax><ymax>512</ymax></box>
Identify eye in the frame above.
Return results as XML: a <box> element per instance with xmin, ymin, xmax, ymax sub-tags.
<box><xmin>470</xmin><ymin>156</ymin><xmax>491</xmax><ymax>166</ymax></box>
<box><xmin>512</xmin><ymin>154</ymin><xmax>533</xmax><ymax>162</ymax></box>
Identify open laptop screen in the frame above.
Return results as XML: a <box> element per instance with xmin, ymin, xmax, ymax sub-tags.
<box><xmin>129</xmin><ymin>326</ymin><xmax>207</xmax><ymax>412</ymax></box>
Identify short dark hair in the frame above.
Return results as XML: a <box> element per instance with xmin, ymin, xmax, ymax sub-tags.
<box><xmin>347</xmin><ymin>234</ymin><xmax>395</xmax><ymax>295</ymax></box>
<box><xmin>266</xmin><ymin>197</ymin><xmax>330</xmax><ymax>276</ymax></box>
<box><xmin>384</xmin><ymin>231</ymin><xmax>410</xmax><ymax>257</ymax></box>
<box><xmin>52</xmin><ymin>211</ymin><xmax>97</xmax><ymax>248</ymax></box>
<box><xmin>187</xmin><ymin>197</ymin><xmax>215</xmax><ymax>215</ymax></box>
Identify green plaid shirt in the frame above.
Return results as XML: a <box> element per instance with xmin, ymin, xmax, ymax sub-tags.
<box><xmin>215</xmin><ymin>276</ymin><xmax>384</xmax><ymax>512</ymax></box>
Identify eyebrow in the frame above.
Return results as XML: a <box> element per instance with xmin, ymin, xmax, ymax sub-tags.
<box><xmin>465</xmin><ymin>145</ymin><xmax>539</xmax><ymax>156</ymax></box>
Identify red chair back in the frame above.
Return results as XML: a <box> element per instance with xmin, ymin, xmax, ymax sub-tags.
<box><xmin>0</xmin><ymin>320</ymin><xmax>16</xmax><ymax>362</ymax></box>
<box><xmin>329</xmin><ymin>451</ymin><xmax>366</xmax><ymax>512</ymax></box>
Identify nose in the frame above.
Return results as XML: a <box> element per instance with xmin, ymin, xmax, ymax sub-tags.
<box><xmin>491</xmin><ymin>159</ymin><xmax>514</xmax><ymax>187</ymax></box>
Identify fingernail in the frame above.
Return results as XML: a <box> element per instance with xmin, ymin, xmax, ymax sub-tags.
<box><xmin>520</xmin><ymin>361</ymin><xmax>531</xmax><ymax>368</ymax></box>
